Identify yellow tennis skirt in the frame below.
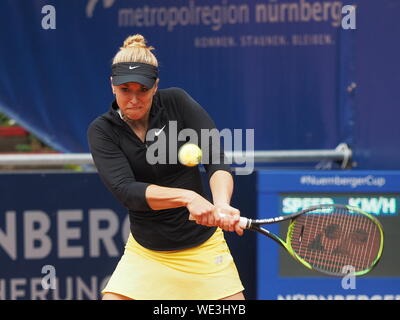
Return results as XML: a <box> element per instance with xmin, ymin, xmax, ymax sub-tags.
<box><xmin>101</xmin><ymin>228</ymin><xmax>244</xmax><ymax>300</ymax></box>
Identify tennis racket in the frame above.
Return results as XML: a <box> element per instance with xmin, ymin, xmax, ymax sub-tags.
<box><xmin>228</xmin><ymin>204</ymin><xmax>384</xmax><ymax>277</ymax></box>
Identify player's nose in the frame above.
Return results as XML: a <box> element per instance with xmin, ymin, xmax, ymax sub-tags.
<box><xmin>129</xmin><ymin>95</ymin><xmax>138</xmax><ymax>103</ymax></box>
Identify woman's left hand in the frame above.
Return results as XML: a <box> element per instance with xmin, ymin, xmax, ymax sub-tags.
<box><xmin>213</xmin><ymin>203</ymin><xmax>244</xmax><ymax>236</ymax></box>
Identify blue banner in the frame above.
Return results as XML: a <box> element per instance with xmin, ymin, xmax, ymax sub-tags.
<box><xmin>0</xmin><ymin>0</ymin><xmax>399</xmax><ymax>168</ymax></box>
<box><xmin>0</xmin><ymin>172</ymin><xmax>257</xmax><ymax>300</ymax></box>
<box><xmin>1</xmin><ymin>169</ymin><xmax>399</xmax><ymax>299</ymax></box>
<box><xmin>257</xmin><ymin>170</ymin><xmax>400</xmax><ymax>300</ymax></box>
<box><xmin>0</xmin><ymin>173</ymin><xmax>126</xmax><ymax>299</ymax></box>
<box><xmin>0</xmin><ymin>0</ymin><xmax>349</xmax><ymax>152</ymax></box>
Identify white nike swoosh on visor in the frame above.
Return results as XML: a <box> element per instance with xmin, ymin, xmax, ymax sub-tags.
<box><xmin>129</xmin><ymin>66</ymin><xmax>139</xmax><ymax>70</ymax></box>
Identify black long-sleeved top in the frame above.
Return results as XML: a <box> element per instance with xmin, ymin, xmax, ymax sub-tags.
<box><xmin>87</xmin><ymin>88</ymin><xmax>231</xmax><ymax>250</ymax></box>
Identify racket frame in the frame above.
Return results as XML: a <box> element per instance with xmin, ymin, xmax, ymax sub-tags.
<box><xmin>242</xmin><ymin>204</ymin><xmax>384</xmax><ymax>277</ymax></box>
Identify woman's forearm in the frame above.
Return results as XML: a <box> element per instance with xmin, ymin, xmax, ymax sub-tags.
<box><xmin>209</xmin><ymin>170</ymin><xmax>234</xmax><ymax>205</ymax></box>
<box><xmin>145</xmin><ymin>184</ymin><xmax>197</xmax><ymax>210</ymax></box>
<box><xmin>209</xmin><ymin>170</ymin><xmax>243</xmax><ymax>235</ymax></box>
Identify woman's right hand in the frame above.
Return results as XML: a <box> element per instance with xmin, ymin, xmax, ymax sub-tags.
<box><xmin>186</xmin><ymin>193</ymin><xmax>220</xmax><ymax>227</ymax></box>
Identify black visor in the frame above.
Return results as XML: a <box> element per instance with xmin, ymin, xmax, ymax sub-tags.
<box><xmin>111</xmin><ymin>62</ymin><xmax>158</xmax><ymax>88</ymax></box>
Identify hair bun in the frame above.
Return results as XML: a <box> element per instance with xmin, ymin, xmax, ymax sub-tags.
<box><xmin>122</xmin><ymin>34</ymin><xmax>154</xmax><ymax>50</ymax></box>
<box><xmin>113</xmin><ymin>34</ymin><xmax>158</xmax><ymax>66</ymax></box>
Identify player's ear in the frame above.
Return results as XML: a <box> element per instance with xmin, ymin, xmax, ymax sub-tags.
<box><xmin>110</xmin><ymin>77</ymin><xmax>116</xmax><ymax>95</ymax></box>
<box><xmin>153</xmin><ymin>78</ymin><xmax>159</xmax><ymax>94</ymax></box>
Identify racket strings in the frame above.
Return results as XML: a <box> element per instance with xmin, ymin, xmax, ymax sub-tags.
<box><xmin>289</xmin><ymin>207</ymin><xmax>381</xmax><ymax>275</ymax></box>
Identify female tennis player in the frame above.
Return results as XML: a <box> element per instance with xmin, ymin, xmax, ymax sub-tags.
<box><xmin>87</xmin><ymin>34</ymin><xmax>244</xmax><ymax>300</ymax></box>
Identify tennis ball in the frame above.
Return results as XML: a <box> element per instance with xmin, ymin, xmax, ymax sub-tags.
<box><xmin>178</xmin><ymin>143</ymin><xmax>202</xmax><ymax>167</ymax></box>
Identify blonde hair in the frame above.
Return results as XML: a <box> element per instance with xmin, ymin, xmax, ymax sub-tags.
<box><xmin>112</xmin><ymin>34</ymin><xmax>158</xmax><ymax>67</ymax></box>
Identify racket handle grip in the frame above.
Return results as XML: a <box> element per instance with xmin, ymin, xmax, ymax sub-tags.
<box><xmin>238</xmin><ymin>217</ymin><xmax>249</xmax><ymax>229</ymax></box>
<box><xmin>218</xmin><ymin>213</ymin><xmax>249</xmax><ymax>229</ymax></box>
<box><xmin>189</xmin><ymin>213</ymin><xmax>249</xmax><ymax>229</ymax></box>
